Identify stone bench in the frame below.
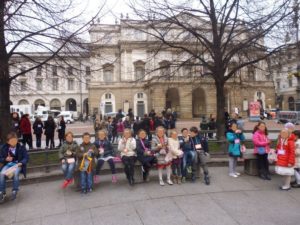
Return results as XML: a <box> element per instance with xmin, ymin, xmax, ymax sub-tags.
<box><xmin>242</xmin><ymin>149</ymin><xmax>258</xmax><ymax>176</ymax></box>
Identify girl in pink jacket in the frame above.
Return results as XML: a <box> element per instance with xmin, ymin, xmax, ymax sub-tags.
<box><xmin>252</xmin><ymin>122</ymin><xmax>271</xmax><ymax>180</ymax></box>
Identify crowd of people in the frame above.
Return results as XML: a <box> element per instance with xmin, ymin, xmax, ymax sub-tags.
<box><xmin>1</xmin><ymin>108</ymin><xmax>300</xmax><ymax>203</ymax></box>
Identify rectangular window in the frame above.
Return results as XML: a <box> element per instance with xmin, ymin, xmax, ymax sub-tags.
<box><xmin>68</xmin><ymin>79</ymin><xmax>74</xmax><ymax>90</ymax></box>
<box><xmin>85</xmin><ymin>79</ymin><xmax>90</xmax><ymax>90</ymax></box>
<box><xmin>103</xmin><ymin>70</ymin><xmax>113</xmax><ymax>82</ymax></box>
<box><xmin>20</xmin><ymin>81</ymin><xmax>26</xmax><ymax>91</ymax></box>
<box><xmin>52</xmin><ymin>65</ymin><xmax>57</xmax><ymax>76</ymax></box>
<box><xmin>135</xmin><ymin>67</ymin><xmax>145</xmax><ymax>80</ymax></box>
<box><xmin>277</xmin><ymin>81</ymin><xmax>280</xmax><ymax>89</ymax></box>
<box><xmin>52</xmin><ymin>79</ymin><xmax>58</xmax><ymax>91</ymax></box>
<box><xmin>36</xmin><ymin>80</ymin><xmax>42</xmax><ymax>91</ymax></box>
<box><xmin>289</xmin><ymin>79</ymin><xmax>293</xmax><ymax>87</ymax></box>
<box><xmin>67</xmin><ymin>66</ymin><xmax>73</xmax><ymax>76</ymax></box>
<box><xmin>86</xmin><ymin>66</ymin><xmax>91</xmax><ymax>76</ymax></box>
<box><xmin>36</xmin><ymin>66</ymin><xmax>42</xmax><ymax>76</ymax></box>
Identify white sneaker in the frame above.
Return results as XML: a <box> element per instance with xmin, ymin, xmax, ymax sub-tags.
<box><xmin>167</xmin><ymin>179</ymin><xmax>173</xmax><ymax>185</ymax></box>
<box><xmin>235</xmin><ymin>172</ymin><xmax>241</xmax><ymax>176</ymax></box>
<box><xmin>229</xmin><ymin>173</ymin><xmax>238</xmax><ymax>178</ymax></box>
<box><xmin>159</xmin><ymin>179</ymin><xmax>165</xmax><ymax>186</ymax></box>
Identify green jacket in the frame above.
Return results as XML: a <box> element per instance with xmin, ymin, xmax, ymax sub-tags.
<box><xmin>58</xmin><ymin>141</ymin><xmax>79</xmax><ymax>160</ymax></box>
<box><xmin>76</xmin><ymin>142</ymin><xmax>99</xmax><ymax>170</ymax></box>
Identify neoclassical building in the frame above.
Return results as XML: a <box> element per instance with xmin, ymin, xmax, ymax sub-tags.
<box><xmin>87</xmin><ymin>17</ymin><xmax>275</xmax><ymax>119</ymax></box>
<box><xmin>10</xmin><ymin>52</ymin><xmax>91</xmax><ymax>115</ymax></box>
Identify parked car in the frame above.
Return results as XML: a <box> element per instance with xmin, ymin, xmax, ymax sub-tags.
<box><xmin>104</xmin><ymin>111</ymin><xmax>126</xmax><ymax>120</ymax></box>
<box><xmin>57</xmin><ymin>111</ymin><xmax>74</xmax><ymax>124</ymax></box>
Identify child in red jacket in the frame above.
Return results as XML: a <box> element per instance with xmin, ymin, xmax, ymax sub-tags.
<box><xmin>275</xmin><ymin>129</ymin><xmax>295</xmax><ymax>190</ymax></box>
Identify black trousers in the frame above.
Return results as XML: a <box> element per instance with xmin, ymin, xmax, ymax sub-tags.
<box><xmin>96</xmin><ymin>158</ymin><xmax>116</xmax><ymax>175</ymax></box>
<box><xmin>257</xmin><ymin>153</ymin><xmax>270</xmax><ymax>176</ymax></box>
<box><xmin>46</xmin><ymin>134</ymin><xmax>55</xmax><ymax>148</ymax></box>
<box><xmin>121</xmin><ymin>156</ymin><xmax>136</xmax><ymax>180</ymax></box>
<box><xmin>22</xmin><ymin>134</ymin><xmax>33</xmax><ymax>149</ymax></box>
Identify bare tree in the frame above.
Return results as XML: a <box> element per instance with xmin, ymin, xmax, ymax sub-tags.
<box><xmin>128</xmin><ymin>0</ymin><xmax>293</xmax><ymax>139</ymax></box>
<box><xmin>0</xmin><ymin>0</ymin><xmax>104</xmax><ymax>141</ymax></box>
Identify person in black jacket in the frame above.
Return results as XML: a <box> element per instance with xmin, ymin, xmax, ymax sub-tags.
<box><xmin>57</xmin><ymin>116</ymin><xmax>66</xmax><ymax>147</ymax></box>
<box><xmin>33</xmin><ymin>117</ymin><xmax>44</xmax><ymax>148</ymax></box>
<box><xmin>94</xmin><ymin>130</ymin><xmax>117</xmax><ymax>184</ymax></box>
<box><xmin>0</xmin><ymin>132</ymin><xmax>29</xmax><ymax>202</ymax></box>
<box><xmin>190</xmin><ymin>126</ymin><xmax>210</xmax><ymax>185</ymax></box>
<box><xmin>136</xmin><ymin>129</ymin><xmax>157</xmax><ymax>182</ymax></box>
<box><xmin>44</xmin><ymin>116</ymin><xmax>56</xmax><ymax>149</ymax></box>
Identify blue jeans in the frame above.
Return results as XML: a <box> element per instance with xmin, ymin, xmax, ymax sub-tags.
<box><xmin>0</xmin><ymin>165</ymin><xmax>21</xmax><ymax>193</ymax></box>
<box><xmin>62</xmin><ymin>162</ymin><xmax>75</xmax><ymax>180</ymax></box>
<box><xmin>80</xmin><ymin>171</ymin><xmax>93</xmax><ymax>191</ymax></box>
<box><xmin>182</xmin><ymin>151</ymin><xmax>196</xmax><ymax>177</ymax></box>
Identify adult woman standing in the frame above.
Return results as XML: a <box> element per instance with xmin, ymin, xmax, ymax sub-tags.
<box><xmin>252</xmin><ymin>122</ymin><xmax>271</xmax><ymax>180</ymax></box>
<box><xmin>19</xmin><ymin>114</ymin><xmax>33</xmax><ymax>149</ymax></box>
<box><xmin>44</xmin><ymin>116</ymin><xmax>56</xmax><ymax>149</ymax></box>
<box><xmin>118</xmin><ymin>129</ymin><xmax>137</xmax><ymax>186</ymax></box>
<box><xmin>136</xmin><ymin>129</ymin><xmax>156</xmax><ymax>182</ymax></box>
<box><xmin>57</xmin><ymin>116</ymin><xmax>66</xmax><ymax>147</ymax></box>
<box><xmin>33</xmin><ymin>117</ymin><xmax>44</xmax><ymax>149</ymax></box>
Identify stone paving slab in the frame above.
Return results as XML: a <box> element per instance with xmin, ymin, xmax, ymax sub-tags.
<box><xmin>1</xmin><ymin>167</ymin><xmax>300</xmax><ymax>225</ymax></box>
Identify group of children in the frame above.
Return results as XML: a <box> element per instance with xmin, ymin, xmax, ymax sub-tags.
<box><xmin>226</xmin><ymin>121</ymin><xmax>300</xmax><ymax>191</ymax></box>
<box><xmin>58</xmin><ymin>126</ymin><xmax>210</xmax><ymax>194</ymax></box>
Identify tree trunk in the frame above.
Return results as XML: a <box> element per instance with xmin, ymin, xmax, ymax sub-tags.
<box><xmin>215</xmin><ymin>80</ymin><xmax>226</xmax><ymax>140</ymax></box>
<box><xmin>0</xmin><ymin>77</ymin><xmax>11</xmax><ymax>142</ymax></box>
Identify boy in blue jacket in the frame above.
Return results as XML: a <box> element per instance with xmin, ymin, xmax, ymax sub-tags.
<box><xmin>0</xmin><ymin>132</ymin><xmax>29</xmax><ymax>202</ymax></box>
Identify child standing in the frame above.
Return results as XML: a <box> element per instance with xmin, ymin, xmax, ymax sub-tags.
<box><xmin>168</xmin><ymin>130</ymin><xmax>183</xmax><ymax>184</ymax></box>
<box><xmin>76</xmin><ymin>132</ymin><xmax>98</xmax><ymax>194</ymax></box>
<box><xmin>226</xmin><ymin>122</ymin><xmax>245</xmax><ymax>178</ymax></box>
<box><xmin>275</xmin><ymin>129</ymin><xmax>295</xmax><ymax>190</ymax></box>
<box><xmin>152</xmin><ymin>126</ymin><xmax>173</xmax><ymax>186</ymax></box>
<box><xmin>292</xmin><ymin>130</ymin><xmax>300</xmax><ymax>188</ymax></box>
<box><xmin>94</xmin><ymin>130</ymin><xmax>117</xmax><ymax>184</ymax></box>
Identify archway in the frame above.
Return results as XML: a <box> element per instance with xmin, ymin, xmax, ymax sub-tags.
<box><xmin>34</xmin><ymin>99</ymin><xmax>45</xmax><ymax>110</ymax></box>
<box><xmin>83</xmin><ymin>98</ymin><xmax>89</xmax><ymax>115</ymax></box>
<box><xmin>192</xmin><ymin>87</ymin><xmax>206</xmax><ymax>117</ymax></box>
<box><xmin>66</xmin><ymin>98</ymin><xmax>77</xmax><ymax>111</ymax></box>
<box><xmin>50</xmin><ymin>99</ymin><xmax>61</xmax><ymax>110</ymax></box>
<box><xmin>288</xmin><ymin>97</ymin><xmax>295</xmax><ymax>111</ymax></box>
<box><xmin>165</xmin><ymin>88</ymin><xmax>179</xmax><ymax>111</ymax></box>
<box><xmin>18</xmin><ymin>99</ymin><xmax>29</xmax><ymax>105</ymax></box>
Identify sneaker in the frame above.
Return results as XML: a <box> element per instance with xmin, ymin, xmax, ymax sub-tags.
<box><xmin>291</xmin><ymin>183</ymin><xmax>300</xmax><ymax>188</ymax></box>
<box><xmin>112</xmin><ymin>175</ymin><xmax>117</xmax><ymax>183</ymax></box>
<box><xmin>181</xmin><ymin>177</ymin><xmax>186</xmax><ymax>183</ymax></box>
<box><xmin>279</xmin><ymin>186</ymin><xmax>291</xmax><ymax>191</ymax></box>
<box><xmin>167</xmin><ymin>179</ymin><xmax>173</xmax><ymax>185</ymax></box>
<box><xmin>11</xmin><ymin>190</ymin><xmax>17</xmax><ymax>201</ymax></box>
<box><xmin>81</xmin><ymin>189</ymin><xmax>87</xmax><ymax>195</ymax></box>
<box><xmin>187</xmin><ymin>166</ymin><xmax>192</xmax><ymax>174</ymax></box>
<box><xmin>61</xmin><ymin>180</ymin><xmax>69</xmax><ymax>189</ymax></box>
<box><xmin>94</xmin><ymin>175</ymin><xmax>100</xmax><ymax>184</ymax></box>
<box><xmin>235</xmin><ymin>172</ymin><xmax>241</xmax><ymax>176</ymax></box>
<box><xmin>265</xmin><ymin>174</ymin><xmax>272</xmax><ymax>181</ymax></box>
<box><xmin>0</xmin><ymin>192</ymin><xmax>6</xmax><ymax>203</ymax></box>
<box><xmin>87</xmin><ymin>188</ymin><xmax>93</xmax><ymax>193</ymax></box>
<box><xmin>229</xmin><ymin>173</ymin><xmax>238</xmax><ymax>178</ymax></box>
<box><xmin>159</xmin><ymin>179</ymin><xmax>165</xmax><ymax>186</ymax></box>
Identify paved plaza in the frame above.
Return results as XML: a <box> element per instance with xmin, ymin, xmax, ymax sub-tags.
<box><xmin>1</xmin><ymin>167</ymin><xmax>300</xmax><ymax>225</ymax></box>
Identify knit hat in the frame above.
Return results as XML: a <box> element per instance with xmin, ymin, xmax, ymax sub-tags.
<box><xmin>284</xmin><ymin>122</ymin><xmax>295</xmax><ymax>130</ymax></box>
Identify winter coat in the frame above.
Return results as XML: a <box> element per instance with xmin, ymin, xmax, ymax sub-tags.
<box><xmin>276</xmin><ymin>137</ymin><xmax>295</xmax><ymax>167</ymax></box>
<box><xmin>57</xmin><ymin>120</ymin><xmax>66</xmax><ymax>136</ymax></box>
<box><xmin>20</xmin><ymin>117</ymin><xmax>31</xmax><ymax>135</ymax></box>
<box><xmin>295</xmin><ymin>139</ymin><xmax>300</xmax><ymax>168</ymax></box>
<box><xmin>33</xmin><ymin>121</ymin><xmax>44</xmax><ymax>135</ymax></box>
<box><xmin>76</xmin><ymin>142</ymin><xmax>98</xmax><ymax>170</ymax></box>
<box><xmin>168</xmin><ymin>138</ymin><xmax>183</xmax><ymax>159</ymax></box>
<box><xmin>11</xmin><ymin>118</ymin><xmax>20</xmax><ymax>137</ymax></box>
<box><xmin>151</xmin><ymin>135</ymin><xmax>169</xmax><ymax>165</ymax></box>
<box><xmin>117</xmin><ymin>122</ymin><xmax>125</xmax><ymax>133</ymax></box>
<box><xmin>252</xmin><ymin>130</ymin><xmax>270</xmax><ymax>154</ymax></box>
<box><xmin>136</xmin><ymin>138</ymin><xmax>152</xmax><ymax>159</ymax></box>
<box><xmin>179</xmin><ymin>136</ymin><xmax>193</xmax><ymax>152</ymax></box>
<box><xmin>190</xmin><ymin>134</ymin><xmax>209</xmax><ymax>153</ymax></box>
<box><xmin>94</xmin><ymin>139</ymin><xmax>114</xmax><ymax>158</ymax></box>
<box><xmin>44</xmin><ymin>120</ymin><xmax>56</xmax><ymax>136</ymax></box>
<box><xmin>118</xmin><ymin>137</ymin><xmax>136</xmax><ymax>157</ymax></box>
<box><xmin>0</xmin><ymin>143</ymin><xmax>29</xmax><ymax>177</ymax></box>
<box><xmin>58</xmin><ymin>141</ymin><xmax>79</xmax><ymax>160</ymax></box>
<box><xmin>226</xmin><ymin>130</ymin><xmax>245</xmax><ymax>157</ymax></box>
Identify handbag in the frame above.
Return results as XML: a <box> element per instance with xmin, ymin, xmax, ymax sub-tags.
<box><xmin>257</xmin><ymin>147</ymin><xmax>266</xmax><ymax>155</ymax></box>
<box><xmin>275</xmin><ymin>166</ymin><xmax>294</xmax><ymax>176</ymax></box>
<box><xmin>1</xmin><ymin>164</ymin><xmax>18</xmax><ymax>179</ymax></box>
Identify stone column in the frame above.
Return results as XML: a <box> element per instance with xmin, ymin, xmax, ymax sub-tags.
<box><xmin>179</xmin><ymin>85</ymin><xmax>193</xmax><ymax>119</ymax></box>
